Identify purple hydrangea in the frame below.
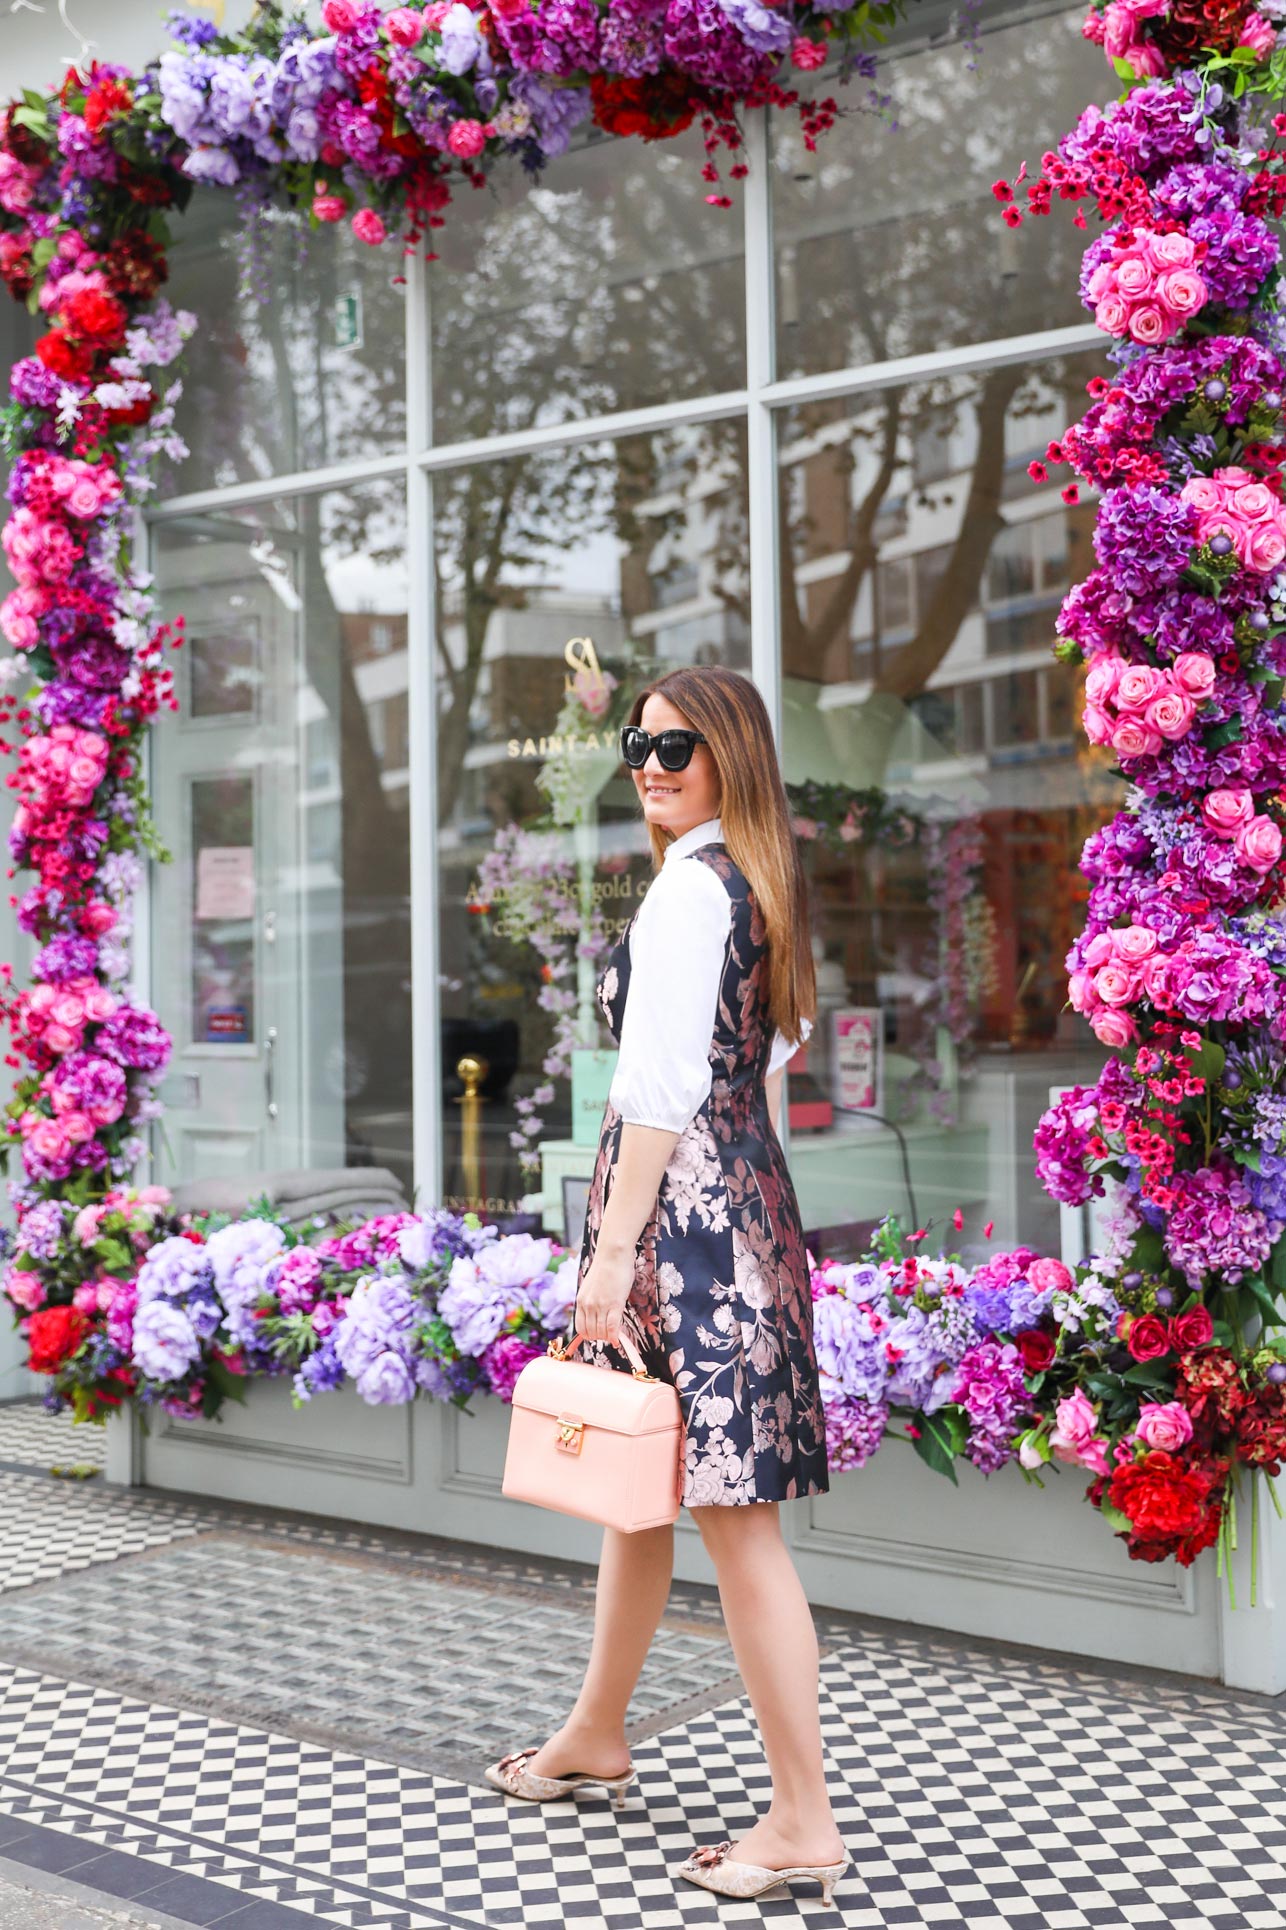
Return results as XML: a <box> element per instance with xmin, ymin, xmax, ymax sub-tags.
<box><xmin>1164</xmin><ymin>1160</ymin><xmax>1281</xmax><ymax>1285</ymax></box>
<box><xmin>1092</xmin><ymin>485</ymin><xmax>1197</xmax><ymax>597</ymax></box>
<box><xmin>953</xmin><ymin>1339</ymin><xmax>1028</xmax><ymax>1475</ymax></box>
<box><xmin>93</xmin><ymin>1004</ymin><xmax>172</xmax><ymax>1072</ymax></box>
<box><xmin>132</xmin><ymin>1298</ymin><xmax>200</xmax><ymax>1383</ymax></box>
<box><xmin>824</xmin><ymin>1396</ymin><xmax>889</xmax><ymax>1471</ymax></box>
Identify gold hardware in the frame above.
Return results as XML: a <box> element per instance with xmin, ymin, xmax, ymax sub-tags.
<box><xmin>555</xmin><ymin>1413</ymin><xmax>584</xmax><ymax>1454</ymax></box>
<box><xmin>455</xmin><ymin>1054</ymin><xmax>489</xmax><ymax>1209</ymax></box>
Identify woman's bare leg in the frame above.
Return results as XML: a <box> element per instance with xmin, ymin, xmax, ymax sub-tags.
<box><xmin>690</xmin><ymin>1501</ymin><xmax>843</xmax><ymax>1868</ymax></box>
<box><xmin>529</xmin><ymin>1521</ymin><xmax>675</xmax><ymax>1777</ymax></box>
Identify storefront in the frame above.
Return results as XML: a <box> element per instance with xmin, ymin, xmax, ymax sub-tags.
<box><xmin>10</xmin><ymin>0</ymin><xmax>1281</xmax><ymax>1687</ymax></box>
<box><xmin>132</xmin><ymin>2</ymin><xmax>1109</xmax><ymax>1259</ymax></box>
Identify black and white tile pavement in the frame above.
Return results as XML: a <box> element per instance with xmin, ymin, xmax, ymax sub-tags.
<box><xmin>2</xmin><ymin>1402</ymin><xmax>1286</xmax><ymax>1925</ymax></box>
<box><xmin>3</xmin><ymin>1639</ymin><xmax>1286</xmax><ymax>1929</ymax></box>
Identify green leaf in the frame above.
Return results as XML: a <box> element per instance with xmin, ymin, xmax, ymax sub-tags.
<box><xmin>1130</xmin><ymin>1224</ymin><xmax>1166</xmax><ymax>1274</ymax></box>
<box><xmin>1244</xmin><ymin>1272</ymin><xmax>1283</xmax><ymax>1329</ymax></box>
<box><xmin>1122</xmin><ymin>1362</ymin><xmax>1173</xmax><ymax>1387</ymax></box>
<box><xmin>912</xmin><ymin>1411</ymin><xmax>961</xmax><ymax>1485</ymax></box>
<box><xmin>1098</xmin><ymin>1498</ymin><xmax>1134</xmax><ymax>1534</ymax></box>
<box><xmin>11</xmin><ymin>106</ymin><xmax>48</xmax><ymax>137</ymax></box>
<box><xmin>1271</xmin><ymin>1238</ymin><xmax>1286</xmax><ymax>1294</ymax></box>
<box><xmin>1206</xmin><ymin>717</ymin><xmax>1246</xmax><ymax>750</ymax></box>
<box><xmin>207</xmin><ymin>1358</ymin><xmax>248</xmax><ymax>1407</ymax></box>
<box><xmin>1190</xmin><ymin>1039</ymin><xmax>1225</xmax><ymax>1084</ymax></box>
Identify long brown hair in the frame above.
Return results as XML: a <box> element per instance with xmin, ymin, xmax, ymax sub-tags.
<box><xmin>627</xmin><ymin>665</ymin><xmax>815</xmax><ymax>1045</ymax></box>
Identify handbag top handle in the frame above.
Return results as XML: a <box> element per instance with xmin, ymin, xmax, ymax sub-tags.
<box><xmin>547</xmin><ymin>1326</ymin><xmax>658</xmax><ymax>1383</ymax></box>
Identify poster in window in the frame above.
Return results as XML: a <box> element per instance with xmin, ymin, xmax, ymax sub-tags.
<box><xmin>832</xmin><ymin>1008</ymin><xmax>883</xmax><ymax>1123</ymax></box>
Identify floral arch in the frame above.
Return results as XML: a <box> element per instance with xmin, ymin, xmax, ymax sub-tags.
<box><xmin>4</xmin><ymin>0</ymin><xmax>1286</xmax><ymax>1582</ymax></box>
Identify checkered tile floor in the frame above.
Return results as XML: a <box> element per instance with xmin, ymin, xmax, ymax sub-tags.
<box><xmin>4</xmin><ymin>1639</ymin><xmax>1286</xmax><ymax>1927</ymax></box>
<box><xmin>0</xmin><ymin>1398</ymin><xmax>106</xmax><ymax>1473</ymax></box>
<box><xmin>2</xmin><ymin>1405</ymin><xmax>1286</xmax><ymax>1925</ymax></box>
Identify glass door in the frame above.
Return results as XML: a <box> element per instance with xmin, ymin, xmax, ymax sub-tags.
<box><xmin>150</xmin><ymin>512</ymin><xmax>316</xmax><ymax>1185</ymax></box>
<box><xmin>149</xmin><ymin>484</ymin><xmax>414</xmax><ymax>1197</ymax></box>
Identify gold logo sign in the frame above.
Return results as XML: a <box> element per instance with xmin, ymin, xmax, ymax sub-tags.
<box><xmin>564</xmin><ymin>635</ymin><xmax>606</xmax><ymax>695</ymax></box>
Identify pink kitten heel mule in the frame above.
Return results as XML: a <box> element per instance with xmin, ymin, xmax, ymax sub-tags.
<box><xmin>675</xmin><ymin>1840</ymin><xmax>850</xmax><ymax>1905</ymax></box>
<box><xmin>484</xmin><ymin>1746</ymin><xmax>637</xmax><ymax>1809</ymax></box>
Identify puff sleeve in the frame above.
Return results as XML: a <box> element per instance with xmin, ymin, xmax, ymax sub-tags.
<box><xmin>607</xmin><ymin>858</ymin><xmax>731</xmax><ymax>1134</ymax></box>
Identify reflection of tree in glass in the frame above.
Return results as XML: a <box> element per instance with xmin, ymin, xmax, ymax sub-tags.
<box><xmin>780</xmin><ymin>358</ymin><xmax>1099</xmax><ymax>780</ymax></box>
<box><xmin>773</xmin><ymin>11</ymin><xmax>1107</xmax><ymax>375</ymax></box>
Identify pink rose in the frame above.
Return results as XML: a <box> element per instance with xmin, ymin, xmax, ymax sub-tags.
<box><xmin>1028</xmin><ymin>1256</ymin><xmax>1073</xmax><ymax>1293</ymax></box>
<box><xmin>384</xmin><ymin>5</ymin><xmax>426</xmax><ymax>43</ymax></box>
<box><xmin>1115</xmin><ymin>253</ymin><xmax>1152</xmax><ymax>298</ymax></box>
<box><xmin>72</xmin><ymin>1281</ymin><xmax>100</xmax><ymax>1312</ymax></box>
<box><xmin>1083</xmin><ymin>930</ymin><xmax>1116</xmax><ymax>968</ymax></box>
<box><xmin>1145</xmin><ymin>690</ymin><xmax>1195</xmax><ymax>739</ymax></box>
<box><xmin>1156</xmin><ymin>268</ymin><xmax>1206</xmax><ymax>318</ymax></box>
<box><xmin>72</xmin><ymin>1203</ymin><xmax>105</xmax><ymax>1243</ymax></box>
<box><xmin>1095</xmin><ymin>294</ymin><xmax>1131</xmax><ymax>337</ymax></box>
<box><xmin>1115</xmin><ymin>924</ymin><xmax>1158</xmax><ymax>962</ymax></box>
<box><xmin>1240</xmin><ymin>9</ymin><xmax>1277</xmax><ymax>54</ymax></box>
<box><xmin>1068</xmin><ymin>969</ymin><xmax>1095</xmax><ymax>1012</ymax></box>
<box><xmin>1101</xmin><ymin>0</ymin><xmax>1135</xmax><ymax>55</ymax></box>
<box><xmin>1050</xmin><ymin>1389</ymin><xmax>1111</xmax><ymax>1475</ymax></box>
<box><xmin>1123</xmin><ymin>41</ymin><xmax>1166</xmax><ymax>73</ymax></box>
<box><xmin>1111</xmin><ymin>717</ymin><xmax>1163</xmax><ymax>758</ymax></box>
<box><xmin>351</xmin><ymin>208</ymin><xmax>386</xmax><ymax>246</ymax></box>
<box><xmin>1245</xmin><ymin>520</ymin><xmax>1286</xmax><ymax>574</ymax></box>
<box><xmin>1082</xmin><ymin>702</ymin><xmax>1113</xmax><ymax>744</ymax></box>
<box><xmin>1181</xmin><ymin>476</ymin><xmax>1222</xmax><ymax>514</ymax></box>
<box><xmin>320</xmin><ymin>0</ymin><xmax>359</xmax><ymax>28</ymax></box>
<box><xmin>1201</xmin><ymin>787</ymin><xmax>1254</xmax><ymax>835</ymax></box>
<box><xmin>60</xmin><ymin>1111</ymin><xmax>95</xmax><ymax>1145</ymax></box>
<box><xmin>41</xmin><ymin>1025</ymin><xmax>77</xmax><ymax>1055</ymax></box>
<box><xmin>1173</xmin><ymin>652</ymin><xmax>1216</xmax><ymax>697</ymax></box>
<box><xmin>1128</xmin><ymin>303</ymin><xmax>1171</xmax><ymax>345</ymax></box>
<box><xmin>1235</xmin><ymin>814</ymin><xmax>1283</xmax><ymax>872</ymax></box>
<box><xmin>1145</xmin><ymin>229</ymin><xmax>1196</xmax><ymax>268</ymax></box>
<box><xmin>1092</xmin><ymin>1007</ymin><xmax>1138</xmax><ymax>1048</ymax></box>
<box><xmin>1115</xmin><ymin>663</ymin><xmax>1164</xmax><ymax>711</ymax></box>
<box><xmin>312</xmin><ymin>191</ymin><xmax>347</xmax><ymax>223</ymax></box>
<box><xmin>26</xmin><ymin>1118</ymin><xmax>69</xmax><ymax>1160</ymax></box>
<box><xmin>1141</xmin><ymin>951</ymin><xmax>1179</xmax><ymax>1005</ymax></box>
<box><xmin>447</xmin><ymin>119</ymin><xmax>489</xmax><ymax>159</ymax></box>
<box><xmin>791</xmin><ymin>36</ymin><xmax>829</xmax><ymax>67</ymax></box>
<box><xmin>1134</xmin><ymin>1400</ymin><xmax>1195</xmax><ymax>1451</ymax></box>
<box><xmin>51</xmin><ymin>992</ymin><xmax>86</xmax><ymax>1029</ymax></box>
<box><xmin>1232</xmin><ymin>480</ymin><xmax>1278</xmax><ymax>522</ymax></box>
<box><xmin>68</xmin><ymin>753</ymin><xmax>104</xmax><ymax>792</ymax></box>
<box><xmin>5</xmin><ymin>1270</ymin><xmax>45</xmax><ymax>1311</ymax></box>
<box><xmin>1094</xmin><ymin>962</ymin><xmax>1138</xmax><ymax>1006</ymax></box>
<box><xmin>83</xmin><ymin>988</ymin><xmax>118</xmax><ymax>1021</ymax></box>
<box><xmin>1084</xmin><ymin>654</ymin><xmax>1123</xmax><ymax>705</ymax></box>
<box><xmin>66</xmin><ymin>480</ymin><xmax>102</xmax><ymax>519</ymax></box>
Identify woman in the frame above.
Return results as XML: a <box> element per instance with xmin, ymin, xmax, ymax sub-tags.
<box><xmin>486</xmin><ymin>665</ymin><xmax>846</xmax><ymax>1907</ymax></box>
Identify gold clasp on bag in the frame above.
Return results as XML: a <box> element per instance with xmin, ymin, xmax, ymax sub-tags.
<box><xmin>555</xmin><ymin>1413</ymin><xmax>584</xmax><ymax>1454</ymax></box>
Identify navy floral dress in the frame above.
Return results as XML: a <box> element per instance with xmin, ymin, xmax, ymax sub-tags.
<box><xmin>578</xmin><ymin>843</ymin><xmax>829</xmax><ymax>1508</ymax></box>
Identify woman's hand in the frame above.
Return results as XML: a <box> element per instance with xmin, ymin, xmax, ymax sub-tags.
<box><xmin>574</xmin><ymin>1241</ymin><xmax>636</xmax><ymax>1348</ymax></box>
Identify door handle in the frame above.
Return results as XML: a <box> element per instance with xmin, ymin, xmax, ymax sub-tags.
<box><xmin>265</xmin><ymin>1024</ymin><xmax>279</xmax><ymax>1120</ymax></box>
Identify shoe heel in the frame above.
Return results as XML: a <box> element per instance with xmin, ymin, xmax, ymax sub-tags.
<box><xmin>604</xmin><ymin>1775</ymin><xmax>632</xmax><ymax>1810</ymax></box>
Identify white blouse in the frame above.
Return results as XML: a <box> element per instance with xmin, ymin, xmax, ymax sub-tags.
<box><xmin>607</xmin><ymin>817</ymin><xmax>812</xmax><ymax>1135</ymax></box>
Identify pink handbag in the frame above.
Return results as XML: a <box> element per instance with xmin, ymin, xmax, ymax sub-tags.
<box><xmin>502</xmin><ymin>1328</ymin><xmax>684</xmax><ymax>1531</ymax></box>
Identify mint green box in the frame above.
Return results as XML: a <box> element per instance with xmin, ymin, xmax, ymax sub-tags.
<box><xmin>571</xmin><ymin>1048</ymin><xmax>618</xmax><ymax>1145</ymax></box>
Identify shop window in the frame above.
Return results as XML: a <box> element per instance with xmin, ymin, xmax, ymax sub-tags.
<box><xmin>772</xmin><ymin>3</ymin><xmax>1107</xmax><ymax>379</ymax></box>
<box><xmin>432</xmin><ymin>420</ymin><xmax>750</xmax><ymax>1223</ymax></box>
<box><xmin>429</xmin><ymin>130</ymin><xmax>745</xmax><ymax>445</ymax></box>
<box><xmin>777</xmin><ymin>351</ymin><xmax>1116</xmax><ymax>1264</ymax></box>
<box><xmin>165</xmin><ymin>199</ymin><xmax>405</xmax><ymax>494</ymax></box>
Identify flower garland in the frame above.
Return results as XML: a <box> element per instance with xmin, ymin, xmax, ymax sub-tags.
<box><xmin>987</xmin><ymin>0</ymin><xmax>1286</xmax><ymax>1582</ymax></box>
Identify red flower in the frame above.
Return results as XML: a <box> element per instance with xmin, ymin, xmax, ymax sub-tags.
<box><xmin>1106</xmin><ymin>1449</ymin><xmax>1227</xmax><ymax>1566</ymax></box>
<box><xmin>1175</xmin><ymin>1345</ymin><xmax>1248</xmax><ymax>1439</ymax></box>
<box><xmin>1125</xmin><ymin>1313</ymin><xmax>1171</xmax><ymax>1363</ymax></box>
<box><xmin>1238</xmin><ymin>1383</ymin><xmax>1286</xmax><ymax>1475</ymax></box>
<box><xmin>27</xmin><ymin>1304</ymin><xmax>90</xmax><ymax>1375</ymax></box>
<box><xmin>589</xmin><ymin>72</ymin><xmax>697</xmax><ymax>142</ymax></box>
<box><xmin>1170</xmin><ymin>1305</ymin><xmax>1214</xmax><ymax>1353</ymax></box>
<box><xmin>35</xmin><ymin>331</ymin><xmax>96</xmax><ymax>382</ymax></box>
<box><xmin>1015</xmin><ymin>1328</ymin><xmax>1056</xmax><ymax>1373</ymax></box>
<box><xmin>60</xmin><ymin>287</ymin><xmax>128</xmax><ymax>347</ymax></box>
<box><xmin>84</xmin><ymin>76</ymin><xmax>133</xmax><ymax>133</ymax></box>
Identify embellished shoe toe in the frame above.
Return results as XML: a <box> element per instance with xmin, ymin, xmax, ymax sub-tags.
<box><xmin>484</xmin><ymin>1746</ymin><xmax>636</xmax><ymax>1809</ymax></box>
<box><xmin>675</xmin><ymin>1839</ymin><xmax>850</xmax><ymax>1904</ymax></box>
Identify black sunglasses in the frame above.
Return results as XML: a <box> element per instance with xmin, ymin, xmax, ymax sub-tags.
<box><xmin>620</xmin><ymin>725</ymin><xmax>708</xmax><ymax>773</ymax></box>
